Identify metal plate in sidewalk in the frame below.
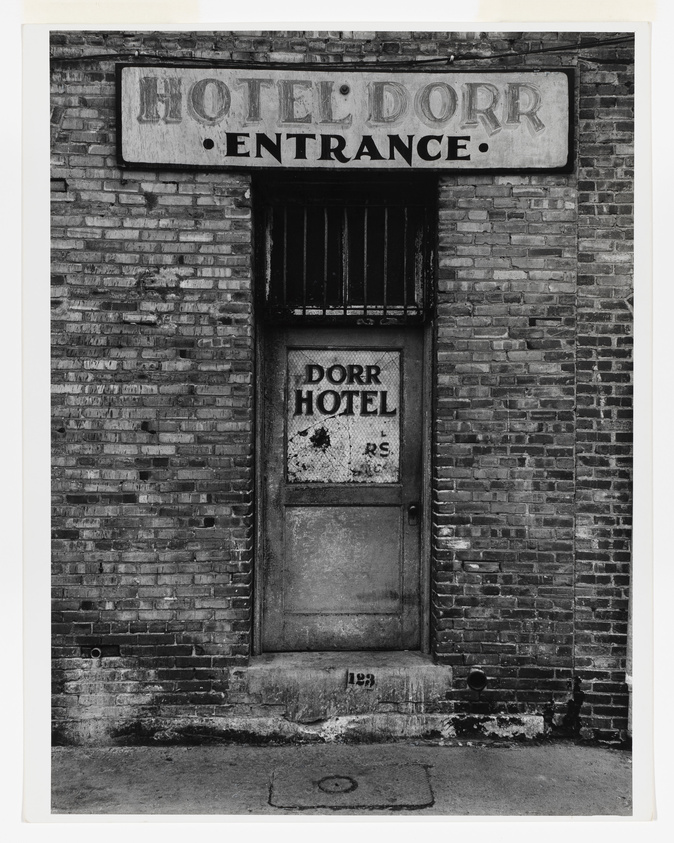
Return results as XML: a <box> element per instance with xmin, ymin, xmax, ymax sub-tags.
<box><xmin>270</xmin><ymin>762</ymin><xmax>433</xmax><ymax>810</ymax></box>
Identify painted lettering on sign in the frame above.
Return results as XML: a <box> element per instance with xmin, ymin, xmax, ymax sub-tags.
<box><xmin>119</xmin><ymin>67</ymin><xmax>571</xmax><ymax>170</ymax></box>
<box><xmin>286</xmin><ymin>350</ymin><xmax>400</xmax><ymax>484</ymax></box>
<box><xmin>294</xmin><ymin>364</ymin><xmax>397</xmax><ymax>417</ymax></box>
<box><xmin>136</xmin><ymin>76</ymin><xmax>546</xmax><ymax>134</ymax></box>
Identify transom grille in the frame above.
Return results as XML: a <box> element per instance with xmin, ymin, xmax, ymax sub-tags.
<box><xmin>255</xmin><ymin>177</ymin><xmax>435</xmax><ymax>324</ymax></box>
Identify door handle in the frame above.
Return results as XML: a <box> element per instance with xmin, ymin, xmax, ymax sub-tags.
<box><xmin>408</xmin><ymin>503</ymin><xmax>420</xmax><ymax>526</ymax></box>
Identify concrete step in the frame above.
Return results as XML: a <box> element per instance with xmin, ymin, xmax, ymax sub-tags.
<box><xmin>231</xmin><ymin>650</ymin><xmax>453</xmax><ymax>723</ymax></box>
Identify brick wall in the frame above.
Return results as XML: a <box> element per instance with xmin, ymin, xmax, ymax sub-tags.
<box><xmin>50</xmin><ymin>30</ymin><xmax>634</xmax><ymax>743</ymax></box>
<box><xmin>573</xmin><ymin>47</ymin><xmax>634</xmax><ymax>741</ymax></box>
<box><xmin>433</xmin><ymin>170</ymin><xmax>578</xmax><ymax>715</ymax></box>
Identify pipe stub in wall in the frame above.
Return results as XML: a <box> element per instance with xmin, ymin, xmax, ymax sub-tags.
<box><xmin>467</xmin><ymin>668</ymin><xmax>488</xmax><ymax>692</ymax></box>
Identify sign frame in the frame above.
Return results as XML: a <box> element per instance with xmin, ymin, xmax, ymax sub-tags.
<box><xmin>115</xmin><ymin>63</ymin><xmax>575</xmax><ymax>174</ymax></box>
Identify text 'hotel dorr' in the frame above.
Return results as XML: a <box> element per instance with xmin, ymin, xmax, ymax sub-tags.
<box><xmin>119</xmin><ymin>67</ymin><xmax>571</xmax><ymax>170</ymax></box>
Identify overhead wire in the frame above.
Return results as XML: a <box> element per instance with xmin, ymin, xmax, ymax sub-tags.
<box><xmin>49</xmin><ymin>34</ymin><xmax>636</xmax><ymax>67</ymax></box>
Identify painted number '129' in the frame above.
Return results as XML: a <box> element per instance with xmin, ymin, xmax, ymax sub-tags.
<box><xmin>347</xmin><ymin>672</ymin><xmax>375</xmax><ymax>688</ymax></box>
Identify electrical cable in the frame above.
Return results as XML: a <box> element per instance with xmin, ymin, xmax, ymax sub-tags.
<box><xmin>49</xmin><ymin>34</ymin><xmax>636</xmax><ymax>67</ymax></box>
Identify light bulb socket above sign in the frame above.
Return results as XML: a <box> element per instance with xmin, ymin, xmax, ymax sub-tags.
<box><xmin>117</xmin><ymin>65</ymin><xmax>573</xmax><ymax>172</ymax></box>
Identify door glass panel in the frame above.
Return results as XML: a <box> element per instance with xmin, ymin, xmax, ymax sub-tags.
<box><xmin>286</xmin><ymin>348</ymin><xmax>400</xmax><ymax>484</ymax></box>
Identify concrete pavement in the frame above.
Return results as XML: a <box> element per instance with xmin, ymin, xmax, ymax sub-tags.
<box><xmin>51</xmin><ymin>741</ymin><xmax>632</xmax><ymax>816</ymax></box>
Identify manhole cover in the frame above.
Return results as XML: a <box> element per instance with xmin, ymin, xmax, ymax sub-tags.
<box><xmin>317</xmin><ymin>775</ymin><xmax>358</xmax><ymax>794</ymax></box>
<box><xmin>270</xmin><ymin>762</ymin><xmax>433</xmax><ymax>810</ymax></box>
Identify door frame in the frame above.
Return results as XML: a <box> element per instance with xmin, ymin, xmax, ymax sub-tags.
<box><xmin>252</xmin><ymin>320</ymin><xmax>433</xmax><ymax>656</ymax></box>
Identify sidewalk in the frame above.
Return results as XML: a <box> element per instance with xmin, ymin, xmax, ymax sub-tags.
<box><xmin>51</xmin><ymin>741</ymin><xmax>632</xmax><ymax>816</ymax></box>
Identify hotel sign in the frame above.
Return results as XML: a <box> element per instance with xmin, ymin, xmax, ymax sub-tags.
<box><xmin>118</xmin><ymin>66</ymin><xmax>572</xmax><ymax>171</ymax></box>
<box><xmin>286</xmin><ymin>349</ymin><xmax>400</xmax><ymax>484</ymax></box>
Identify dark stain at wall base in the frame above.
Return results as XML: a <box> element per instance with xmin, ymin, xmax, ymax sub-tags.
<box><xmin>544</xmin><ymin>678</ymin><xmax>588</xmax><ymax>739</ymax></box>
<box><xmin>561</xmin><ymin>677</ymin><xmax>586</xmax><ymax>736</ymax></box>
<box><xmin>109</xmin><ymin>722</ymin><xmax>294</xmax><ymax>747</ymax></box>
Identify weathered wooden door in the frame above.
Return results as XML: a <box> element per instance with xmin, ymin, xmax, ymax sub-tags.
<box><xmin>261</xmin><ymin>327</ymin><xmax>423</xmax><ymax>651</ymax></box>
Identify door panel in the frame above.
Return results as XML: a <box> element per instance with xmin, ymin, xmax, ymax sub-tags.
<box><xmin>284</xmin><ymin>506</ymin><xmax>402</xmax><ymax>614</ymax></box>
<box><xmin>261</xmin><ymin>327</ymin><xmax>422</xmax><ymax>651</ymax></box>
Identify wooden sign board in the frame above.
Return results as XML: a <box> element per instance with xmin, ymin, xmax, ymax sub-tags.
<box><xmin>118</xmin><ymin>66</ymin><xmax>572</xmax><ymax>171</ymax></box>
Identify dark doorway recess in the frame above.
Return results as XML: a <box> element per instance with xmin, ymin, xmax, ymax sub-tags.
<box><xmin>254</xmin><ymin>173</ymin><xmax>436</xmax><ymax>325</ymax></box>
